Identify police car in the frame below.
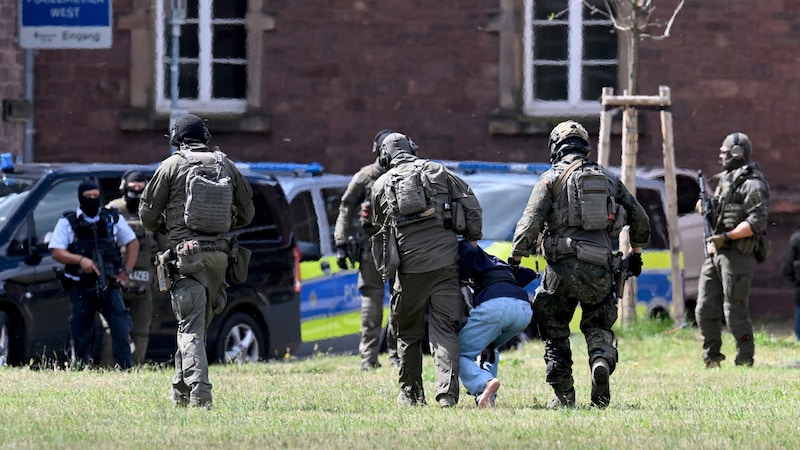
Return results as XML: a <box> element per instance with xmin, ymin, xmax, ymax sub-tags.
<box><xmin>440</xmin><ymin>160</ymin><xmax>679</xmax><ymax>320</ymax></box>
<box><xmin>236</xmin><ymin>162</ymin><xmax>391</xmax><ymax>353</ymax></box>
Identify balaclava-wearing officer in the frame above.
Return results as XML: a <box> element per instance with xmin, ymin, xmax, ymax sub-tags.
<box><xmin>121</xmin><ymin>171</ymin><xmax>148</xmax><ymax>212</ymax></box>
<box><xmin>719</xmin><ymin>132</ymin><xmax>752</xmax><ymax>171</ymax></box>
<box><xmin>78</xmin><ymin>180</ymin><xmax>102</xmax><ymax>218</ymax></box>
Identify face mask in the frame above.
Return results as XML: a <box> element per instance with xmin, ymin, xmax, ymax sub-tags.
<box><xmin>79</xmin><ymin>196</ymin><xmax>101</xmax><ymax>217</ymax></box>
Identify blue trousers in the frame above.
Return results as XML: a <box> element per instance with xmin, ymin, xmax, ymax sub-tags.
<box><xmin>458</xmin><ymin>297</ymin><xmax>532</xmax><ymax>398</ymax></box>
<box><xmin>68</xmin><ymin>285</ymin><xmax>133</xmax><ymax>369</ymax></box>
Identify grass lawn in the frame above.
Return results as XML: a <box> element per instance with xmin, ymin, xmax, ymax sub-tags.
<box><xmin>1</xmin><ymin>320</ymin><xmax>798</xmax><ymax>449</ymax></box>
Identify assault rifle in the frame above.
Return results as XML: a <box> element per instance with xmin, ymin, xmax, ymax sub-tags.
<box><xmin>90</xmin><ymin>223</ymin><xmax>114</xmax><ymax>297</ymax></box>
<box><xmin>345</xmin><ymin>235</ymin><xmax>362</xmax><ymax>269</ymax></box>
<box><xmin>698</xmin><ymin>170</ymin><xmax>714</xmax><ymax>258</ymax></box>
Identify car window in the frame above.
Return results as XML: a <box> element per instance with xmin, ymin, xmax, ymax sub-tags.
<box><xmin>321</xmin><ymin>186</ymin><xmax>346</xmax><ymax>250</ymax></box>
<box><xmin>469</xmin><ymin>181</ymin><xmax>532</xmax><ymax>241</ymax></box>
<box><xmin>236</xmin><ymin>183</ymin><xmax>281</xmax><ymax>242</ymax></box>
<box><xmin>34</xmin><ymin>179</ymin><xmax>82</xmax><ymax>243</ymax></box>
<box><xmin>289</xmin><ymin>190</ymin><xmax>320</xmax><ymax>247</ymax></box>
<box><xmin>635</xmin><ymin>187</ymin><xmax>669</xmax><ymax>250</ymax></box>
<box><xmin>675</xmin><ymin>173</ymin><xmax>701</xmax><ymax>216</ymax></box>
<box><xmin>0</xmin><ymin>174</ymin><xmax>37</xmax><ymax>225</ymax></box>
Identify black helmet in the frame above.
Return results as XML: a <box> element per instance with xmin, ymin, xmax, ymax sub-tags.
<box><xmin>372</xmin><ymin>129</ymin><xmax>397</xmax><ymax>153</ymax></box>
<box><xmin>169</xmin><ymin>114</ymin><xmax>211</xmax><ymax>146</ymax></box>
<box><xmin>548</xmin><ymin>120</ymin><xmax>590</xmax><ymax>163</ymax></box>
<box><xmin>719</xmin><ymin>132</ymin><xmax>752</xmax><ymax>170</ymax></box>
<box><xmin>378</xmin><ymin>133</ymin><xmax>417</xmax><ymax>168</ymax></box>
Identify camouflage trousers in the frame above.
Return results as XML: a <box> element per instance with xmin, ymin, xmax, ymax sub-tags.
<box><xmin>170</xmin><ymin>250</ymin><xmax>228</xmax><ymax>408</ymax></box>
<box><xmin>695</xmin><ymin>248</ymin><xmax>756</xmax><ymax>365</ymax></box>
<box><xmin>533</xmin><ymin>257</ymin><xmax>618</xmax><ymax>394</ymax></box>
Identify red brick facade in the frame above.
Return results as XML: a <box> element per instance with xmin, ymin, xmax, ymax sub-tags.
<box><xmin>2</xmin><ymin>0</ymin><xmax>798</xmax><ymax>312</ymax></box>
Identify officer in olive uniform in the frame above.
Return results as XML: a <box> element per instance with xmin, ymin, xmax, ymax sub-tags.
<box><xmin>49</xmin><ymin>180</ymin><xmax>138</xmax><ymax>370</ymax></box>
<box><xmin>510</xmin><ymin>121</ymin><xmax>650</xmax><ymax>409</ymax></box>
<box><xmin>780</xmin><ymin>225</ymin><xmax>800</xmax><ymax>341</ymax></box>
<box><xmin>696</xmin><ymin>132</ymin><xmax>770</xmax><ymax>368</ymax></box>
<box><xmin>371</xmin><ymin>133</ymin><xmax>483</xmax><ymax>408</ymax></box>
<box><xmin>333</xmin><ymin>129</ymin><xmax>399</xmax><ymax>371</ymax></box>
<box><xmin>107</xmin><ymin>171</ymin><xmax>163</xmax><ymax>364</ymax></box>
<box><xmin>139</xmin><ymin>114</ymin><xmax>254</xmax><ymax>408</ymax></box>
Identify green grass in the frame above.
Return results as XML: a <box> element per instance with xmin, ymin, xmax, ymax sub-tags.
<box><xmin>1</xmin><ymin>323</ymin><xmax>798</xmax><ymax>449</ymax></box>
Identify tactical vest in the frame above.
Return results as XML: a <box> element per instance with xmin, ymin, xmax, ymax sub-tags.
<box><xmin>713</xmin><ymin>164</ymin><xmax>770</xmax><ymax>256</ymax></box>
<box><xmin>64</xmin><ymin>210</ymin><xmax>123</xmax><ymax>283</ymax></box>
<box><xmin>385</xmin><ymin>160</ymin><xmax>436</xmax><ymax>226</ymax></box>
<box><xmin>108</xmin><ymin>199</ymin><xmax>156</xmax><ymax>270</ymax></box>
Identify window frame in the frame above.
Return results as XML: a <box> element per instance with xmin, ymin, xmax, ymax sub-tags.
<box><xmin>154</xmin><ymin>0</ymin><xmax>248</xmax><ymax>115</ymax></box>
<box><xmin>523</xmin><ymin>0</ymin><xmax>617</xmax><ymax>117</ymax></box>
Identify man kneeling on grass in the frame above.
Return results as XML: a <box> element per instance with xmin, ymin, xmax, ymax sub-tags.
<box><xmin>457</xmin><ymin>240</ymin><xmax>536</xmax><ymax>407</ymax></box>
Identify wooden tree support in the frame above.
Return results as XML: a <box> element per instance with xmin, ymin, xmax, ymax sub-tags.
<box><xmin>598</xmin><ymin>86</ymin><xmax>684</xmax><ymax>327</ymax></box>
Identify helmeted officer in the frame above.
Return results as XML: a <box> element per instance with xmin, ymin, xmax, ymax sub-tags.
<box><xmin>509</xmin><ymin>120</ymin><xmax>650</xmax><ymax>409</ymax></box>
<box><xmin>49</xmin><ymin>180</ymin><xmax>138</xmax><ymax>370</ymax></box>
<box><xmin>696</xmin><ymin>132</ymin><xmax>770</xmax><ymax>368</ymax></box>
<box><xmin>371</xmin><ymin>132</ymin><xmax>483</xmax><ymax>408</ymax></box>
<box><xmin>139</xmin><ymin>113</ymin><xmax>255</xmax><ymax>408</ymax></box>
<box><xmin>333</xmin><ymin>129</ymin><xmax>399</xmax><ymax>371</ymax></box>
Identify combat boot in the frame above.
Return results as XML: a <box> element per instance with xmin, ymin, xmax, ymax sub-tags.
<box><xmin>548</xmin><ymin>388</ymin><xmax>576</xmax><ymax>409</ymax></box>
<box><xmin>590</xmin><ymin>358</ymin><xmax>611</xmax><ymax>409</ymax></box>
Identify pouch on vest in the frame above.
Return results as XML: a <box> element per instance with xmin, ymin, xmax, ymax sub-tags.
<box><xmin>753</xmin><ymin>234</ymin><xmax>771</xmax><ymax>263</ymax></box>
<box><xmin>182</xmin><ymin>150</ymin><xmax>234</xmax><ymax>234</ymax></box>
<box><xmin>567</xmin><ymin>165</ymin><xmax>611</xmax><ymax>231</ymax></box>
<box><xmin>175</xmin><ymin>240</ymin><xmax>205</xmax><ymax>275</ymax></box>
<box><xmin>451</xmin><ymin>200</ymin><xmax>467</xmax><ymax>235</ymax></box>
<box><xmin>370</xmin><ymin>219</ymin><xmax>400</xmax><ymax>282</ymax></box>
<box><xmin>227</xmin><ymin>240</ymin><xmax>251</xmax><ymax>285</ymax></box>
<box><xmin>387</xmin><ymin>162</ymin><xmax>435</xmax><ymax>226</ymax></box>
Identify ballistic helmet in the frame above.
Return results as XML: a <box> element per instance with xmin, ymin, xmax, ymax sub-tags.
<box><xmin>548</xmin><ymin>120</ymin><xmax>590</xmax><ymax>163</ymax></box>
<box><xmin>169</xmin><ymin>114</ymin><xmax>211</xmax><ymax>146</ymax></box>
<box><xmin>378</xmin><ymin>133</ymin><xmax>418</xmax><ymax>168</ymax></box>
<box><xmin>372</xmin><ymin>129</ymin><xmax>397</xmax><ymax>153</ymax></box>
<box><xmin>719</xmin><ymin>132</ymin><xmax>752</xmax><ymax>170</ymax></box>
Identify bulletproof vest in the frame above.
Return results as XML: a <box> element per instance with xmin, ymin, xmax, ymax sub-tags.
<box><xmin>179</xmin><ymin>149</ymin><xmax>234</xmax><ymax>234</ymax></box>
<box><xmin>714</xmin><ymin>164</ymin><xmax>767</xmax><ymax>232</ymax></box>
<box><xmin>64</xmin><ymin>210</ymin><xmax>122</xmax><ymax>280</ymax></box>
<box><xmin>385</xmin><ymin>160</ymin><xmax>436</xmax><ymax>226</ymax></box>
<box><xmin>108</xmin><ymin>199</ymin><xmax>156</xmax><ymax>270</ymax></box>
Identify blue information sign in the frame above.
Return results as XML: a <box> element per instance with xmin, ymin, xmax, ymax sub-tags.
<box><xmin>19</xmin><ymin>0</ymin><xmax>113</xmax><ymax>49</ymax></box>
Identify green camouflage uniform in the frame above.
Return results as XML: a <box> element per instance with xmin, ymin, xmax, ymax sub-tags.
<box><xmin>333</xmin><ymin>159</ymin><xmax>399</xmax><ymax>369</ymax></box>
<box><xmin>511</xmin><ymin>153</ymin><xmax>650</xmax><ymax>397</ymax></box>
<box><xmin>139</xmin><ymin>143</ymin><xmax>254</xmax><ymax>408</ymax></box>
<box><xmin>696</xmin><ymin>162</ymin><xmax>769</xmax><ymax>366</ymax></box>
<box><xmin>106</xmin><ymin>197</ymin><xmax>164</xmax><ymax>364</ymax></box>
<box><xmin>371</xmin><ymin>152</ymin><xmax>482</xmax><ymax>406</ymax></box>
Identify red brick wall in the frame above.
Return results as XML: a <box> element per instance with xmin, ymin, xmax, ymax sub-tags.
<box><xmin>0</xmin><ymin>2</ymin><xmax>25</xmax><ymax>156</ymax></box>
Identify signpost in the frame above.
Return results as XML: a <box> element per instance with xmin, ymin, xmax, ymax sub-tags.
<box><xmin>19</xmin><ymin>0</ymin><xmax>113</xmax><ymax>49</ymax></box>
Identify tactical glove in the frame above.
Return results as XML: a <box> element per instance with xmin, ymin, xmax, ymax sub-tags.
<box><xmin>507</xmin><ymin>256</ymin><xmax>521</xmax><ymax>270</ymax></box>
<box><xmin>336</xmin><ymin>245</ymin><xmax>349</xmax><ymax>270</ymax></box>
<box><xmin>626</xmin><ymin>253</ymin><xmax>643</xmax><ymax>277</ymax></box>
<box><xmin>706</xmin><ymin>232</ymin><xmax>731</xmax><ymax>252</ymax></box>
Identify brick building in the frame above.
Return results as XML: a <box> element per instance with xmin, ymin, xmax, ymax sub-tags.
<box><xmin>2</xmin><ymin>0</ymin><xmax>798</xmax><ymax>316</ymax></box>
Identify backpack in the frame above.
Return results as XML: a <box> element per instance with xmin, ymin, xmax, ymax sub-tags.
<box><xmin>179</xmin><ymin>149</ymin><xmax>234</xmax><ymax>234</ymax></box>
<box><xmin>555</xmin><ymin>159</ymin><xmax>615</xmax><ymax>232</ymax></box>
<box><xmin>385</xmin><ymin>160</ymin><xmax>435</xmax><ymax>226</ymax></box>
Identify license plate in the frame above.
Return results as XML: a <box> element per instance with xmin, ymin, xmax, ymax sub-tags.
<box><xmin>129</xmin><ymin>270</ymin><xmax>150</xmax><ymax>282</ymax></box>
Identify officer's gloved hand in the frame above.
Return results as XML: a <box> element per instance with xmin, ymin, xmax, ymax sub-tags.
<box><xmin>336</xmin><ymin>245</ymin><xmax>349</xmax><ymax>270</ymax></box>
<box><xmin>707</xmin><ymin>232</ymin><xmax>731</xmax><ymax>252</ymax></box>
<box><xmin>507</xmin><ymin>256</ymin><xmax>521</xmax><ymax>271</ymax></box>
<box><xmin>626</xmin><ymin>253</ymin><xmax>643</xmax><ymax>277</ymax></box>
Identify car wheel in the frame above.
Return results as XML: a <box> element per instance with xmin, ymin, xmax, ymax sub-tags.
<box><xmin>215</xmin><ymin>312</ymin><xmax>265</xmax><ymax>364</ymax></box>
<box><xmin>0</xmin><ymin>311</ymin><xmax>9</xmax><ymax>367</ymax></box>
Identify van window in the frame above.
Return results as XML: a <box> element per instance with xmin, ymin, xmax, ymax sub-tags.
<box><xmin>236</xmin><ymin>184</ymin><xmax>281</xmax><ymax>242</ymax></box>
<box><xmin>635</xmin><ymin>187</ymin><xmax>669</xmax><ymax>250</ymax></box>
<box><xmin>289</xmin><ymin>190</ymin><xmax>320</xmax><ymax>248</ymax></box>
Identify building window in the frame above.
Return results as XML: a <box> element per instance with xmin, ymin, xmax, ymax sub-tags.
<box><xmin>154</xmin><ymin>0</ymin><xmax>248</xmax><ymax>114</ymax></box>
<box><xmin>523</xmin><ymin>0</ymin><xmax>617</xmax><ymax>116</ymax></box>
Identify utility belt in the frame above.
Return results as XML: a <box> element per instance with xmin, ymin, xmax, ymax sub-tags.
<box><xmin>155</xmin><ymin>239</ymin><xmax>229</xmax><ymax>291</ymax></box>
<box><xmin>542</xmin><ymin>235</ymin><xmax>612</xmax><ymax>270</ymax></box>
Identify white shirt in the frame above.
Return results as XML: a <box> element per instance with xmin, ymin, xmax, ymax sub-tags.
<box><xmin>48</xmin><ymin>208</ymin><xmax>137</xmax><ymax>251</ymax></box>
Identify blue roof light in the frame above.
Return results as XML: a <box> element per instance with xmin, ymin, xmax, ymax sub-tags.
<box><xmin>236</xmin><ymin>162</ymin><xmax>324</xmax><ymax>176</ymax></box>
<box><xmin>437</xmin><ymin>160</ymin><xmax>551</xmax><ymax>174</ymax></box>
<box><xmin>1</xmin><ymin>153</ymin><xmax>15</xmax><ymax>173</ymax></box>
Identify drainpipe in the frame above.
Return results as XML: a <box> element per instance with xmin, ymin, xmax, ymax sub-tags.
<box><xmin>22</xmin><ymin>49</ymin><xmax>34</xmax><ymax>163</ymax></box>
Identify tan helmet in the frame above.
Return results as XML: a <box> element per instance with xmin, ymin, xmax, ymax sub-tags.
<box><xmin>720</xmin><ymin>132</ymin><xmax>751</xmax><ymax>170</ymax></box>
<box><xmin>548</xmin><ymin>120</ymin><xmax>590</xmax><ymax>162</ymax></box>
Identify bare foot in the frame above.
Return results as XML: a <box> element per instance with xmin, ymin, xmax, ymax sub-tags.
<box><xmin>477</xmin><ymin>378</ymin><xmax>500</xmax><ymax>408</ymax></box>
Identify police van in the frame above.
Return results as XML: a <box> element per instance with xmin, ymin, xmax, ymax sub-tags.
<box><xmin>237</xmin><ymin>162</ymin><xmax>390</xmax><ymax>353</ymax></box>
<box><xmin>440</xmin><ymin>160</ymin><xmax>680</xmax><ymax>320</ymax></box>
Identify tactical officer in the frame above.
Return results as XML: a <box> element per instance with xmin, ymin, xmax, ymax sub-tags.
<box><xmin>781</xmin><ymin>225</ymin><xmax>800</xmax><ymax>341</ymax></box>
<box><xmin>49</xmin><ymin>180</ymin><xmax>138</xmax><ymax>370</ymax></box>
<box><xmin>139</xmin><ymin>114</ymin><xmax>255</xmax><ymax>408</ymax></box>
<box><xmin>333</xmin><ymin>129</ymin><xmax>399</xmax><ymax>371</ymax></box>
<box><xmin>510</xmin><ymin>120</ymin><xmax>650</xmax><ymax>409</ymax></box>
<box><xmin>106</xmin><ymin>171</ymin><xmax>163</xmax><ymax>364</ymax></box>
<box><xmin>696</xmin><ymin>132</ymin><xmax>770</xmax><ymax>368</ymax></box>
<box><xmin>371</xmin><ymin>133</ymin><xmax>483</xmax><ymax>408</ymax></box>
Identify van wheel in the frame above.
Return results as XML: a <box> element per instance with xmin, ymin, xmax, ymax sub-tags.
<box><xmin>0</xmin><ymin>311</ymin><xmax>9</xmax><ymax>367</ymax></box>
<box><xmin>215</xmin><ymin>312</ymin><xmax>265</xmax><ymax>364</ymax></box>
